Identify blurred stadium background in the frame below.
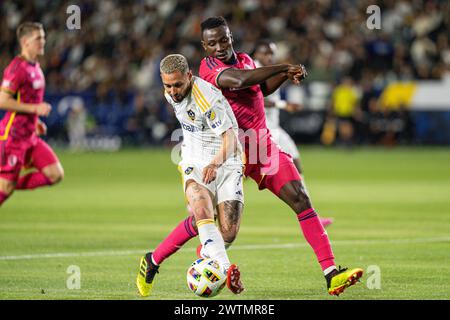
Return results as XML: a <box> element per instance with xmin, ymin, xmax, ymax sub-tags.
<box><xmin>1</xmin><ymin>0</ymin><xmax>449</xmax><ymax>300</ymax></box>
<box><xmin>1</xmin><ymin>0</ymin><xmax>450</xmax><ymax>149</ymax></box>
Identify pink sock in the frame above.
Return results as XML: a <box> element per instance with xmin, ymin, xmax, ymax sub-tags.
<box><xmin>152</xmin><ymin>215</ymin><xmax>198</xmax><ymax>265</ymax></box>
<box><xmin>297</xmin><ymin>208</ymin><xmax>335</xmax><ymax>271</ymax></box>
<box><xmin>0</xmin><ymin>191</ymin><xmax>10</xmax><ymax>206</ymax></box>
<box><xmin>15</xmin><ymin>172</ymin><xmax>52</xmax><ymax>190</ymax></box>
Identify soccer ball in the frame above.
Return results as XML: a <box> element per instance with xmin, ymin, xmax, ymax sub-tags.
<box><xmin>186</xmin><ymin>258</ymin><xmax>227</xmax><ymax>298</ymax></box>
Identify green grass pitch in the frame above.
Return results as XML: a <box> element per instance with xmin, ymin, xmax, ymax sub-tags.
<box><xmin>0</xmin><ymin>147</ymin><xmax>449</xmax><ymax>300</ymax></box>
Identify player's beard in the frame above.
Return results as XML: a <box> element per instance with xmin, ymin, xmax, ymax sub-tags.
<box><xmin>173</xmin><ymin>81</ymin><xmax>193</xmax><ymax>102</ymax></box>
<box><xmin>172</xmin><ymin>94</ymin><xmax>183</xmax><ymax>102</ymax></box>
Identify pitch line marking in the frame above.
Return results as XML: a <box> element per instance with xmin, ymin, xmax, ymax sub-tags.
<box><xmin>0</xmin><ymin>236</ymin><xmax>449</xmax><ymax>261</ymax></box>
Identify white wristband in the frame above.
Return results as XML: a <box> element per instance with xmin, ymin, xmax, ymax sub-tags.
<box><xmin>275</xmin><ymin>100</ymin><xmax>287</xmax><ymax>109</ymax></box>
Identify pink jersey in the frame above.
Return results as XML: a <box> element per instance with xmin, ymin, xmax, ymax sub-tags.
<box><xmin>0</xmin><ymin>55</ymin><xmax>45</xmax><ymax>141</ymax></box>
<box><xmin>199</xmin><ymin>52</ymin><xmax>267</xmax><ymax>131</ymax></box>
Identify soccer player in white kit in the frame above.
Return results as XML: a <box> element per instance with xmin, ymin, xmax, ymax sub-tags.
<box><xmin>136</xmin><ymin>54</ymin><xmax>244</xmax><ymax>296</ymax></box>
<box><xmin>253</xmin><ymin>40</ymin><xmax>333</xmax><ymax>228</ymax></box>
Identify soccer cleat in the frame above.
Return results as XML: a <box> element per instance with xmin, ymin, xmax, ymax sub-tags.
<box><xmin>320</xmin><ymin>217</ymin><xmax>334</xmax><ymax>228</ymax></box>
<box><xmin>226</xmin><ymin>264</ymin><xmax>244</xmax><ymax>294</ymax></box>
<box><xmin>136</xmin><ymin>252</ymin><xmax>159</xmax><ymax>297</ymax></box>
<box><xmin>196</xmin><ymin>244</ymin><xmax>203</xmax><ymax>259</ymax></box>
<box><xmin>326</xmin><ymin>266</ymin><xmax>363</xmax><ymax>296</ymax></box>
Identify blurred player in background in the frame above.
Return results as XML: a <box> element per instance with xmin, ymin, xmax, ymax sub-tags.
<box><xmin>0</xmin><ymin>22</ymin><xmax>64</xmax><ymax>208</ymax></box>
<box><xmin>252</xmin><ymin>39</ymin><xmax>333</xmax><ymax>228</ymax></box>
<box><xmin>137</xmin><ymin>54</ymin><xmax>244</xmax><ymax>296</ymax></box>
<box><xmin>199</xmin><ymin>16</ymin><xmax>362</xmax><ymax>296</ymax></box>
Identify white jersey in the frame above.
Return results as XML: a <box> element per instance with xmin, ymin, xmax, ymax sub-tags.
<box><xmin>165</xmin><ymin>76</ymin><xmax>242</xmax><ymax>168</ymax></box>
<box><xmin>254</xmin><ymin>60</ymin><xmax>286</xmax><ymax>130</ymax></box>
<box><xmin>254</xmin><ymin>60</ymin><xmax>299</xmax><ymax>159</ymax></box>
<box><xmin>265</xmin><ymin>90</ymin><xmax>283</xmax><ymax>129</ymax></box>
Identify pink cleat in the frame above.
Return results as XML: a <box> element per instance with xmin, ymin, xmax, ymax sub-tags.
<box><xmin>227</xmin><ymin>264</ymin><xmax>244</xmax><ymax>294</ymax></box>
<box><xmin>196</xmin><ymin>244</ymin><xmax>203</xmax><ymax>259</ymax></box>
<box><xmin>320</xmin><ymin>217</ymin><xmax>334</xmax><ymax>228</ymax></box>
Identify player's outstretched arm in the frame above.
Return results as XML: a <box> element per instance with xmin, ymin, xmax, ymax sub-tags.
<box><xmin>262</xmin><ymin>64</ymin><xmax>306</xmax><ymax>96</ymax></box>
<box><xmin>217</xmin><ymin>64</ymin><xmax>289</xmax><ymax>90</ymax></box>
<box><xmin>217</xmin><ymin>64</ymin><xmax>307</xmax><ymax>96</ymax></box>
<box><xmin>260</xmin><ymin>73</ymin><xmax>289</xmax><ymax>97</ymax></box>
<box><xmin>202</xmin><ymin>128</ymin><xmax>237</xmax><ymax>184</ymax></box>
<box><xmin>0</xmin><ymin>91</ymin><xmax>51</xmax><ymax>116</ymax></box>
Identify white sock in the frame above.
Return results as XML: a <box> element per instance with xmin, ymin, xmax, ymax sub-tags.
<box><xmin>324</xmin><ymin>266</ymin><xmax>337</xmax><ymax>276</ymax></box>
<box><xmin>197</xmin><ymin>219</ymin><xmax>231</xmax><ymax>271</ymax></box>
<box><xmin>201</xmin><ymin>241</ymin><xmax>232</xmax><ymax>259</ymax></box>
<box><xmin>200</xmin><ymin>245</ymin><xmax>210</xmax><ymax>259</ymax></box>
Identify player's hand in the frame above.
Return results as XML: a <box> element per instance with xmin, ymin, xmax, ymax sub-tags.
<box><xmin>34</xmin><ymin>102</ymin><xmax>52</xmax><ymax>117</ymax></box>
<box><xmin>287</xmin><ymin>64</ymin><xmax>308</xmax><ymax>85</ymax></box>
<box><xmin>36</xmin><ymin>120</ymin><xmax>47</xmax><ymax>136</ymax></box>
<box><xmin>286</xmin><ymin>103</ymin><xmax>302</xmax><ymax>113</ymax></box>
<box><xmin>202</xmin><ymin>164</ymin><xmax>219</xmax><ymax>184</ymax></box>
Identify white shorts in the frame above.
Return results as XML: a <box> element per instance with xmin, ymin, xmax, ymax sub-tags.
<box><xmin>269</xmin><ymin>127</ymin><xmax>300</xmax><ymax>159</ymax></box>
<box><xmin>179</xmin><ymin>163</ymin><xmax>244</xmax><ymax>206</ymax></box>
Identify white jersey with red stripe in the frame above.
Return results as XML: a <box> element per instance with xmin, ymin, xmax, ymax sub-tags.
<box><xmin>164</xmin><ymin>76</ymin><xmax>242</xmax><ymax>168</ymax></box>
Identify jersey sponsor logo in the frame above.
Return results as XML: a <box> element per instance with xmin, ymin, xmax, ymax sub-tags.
<box><xmin>211</xmin><ymin>120</ymin><xmax>222</xmax><ymax>129</ymax></box>
<box><xmin>181</xmin><ymin>122</ymin><xmax>202</xmax><ymax>133</ymax></box>
<box><xmin>184</xmin><ymin>167</ymin><xmax>194</xmax><ymax>175</ymax></box>
<box><xmin>205</xmin><ymin>110</ymin><xmax>216</xmax><ymax>121</ymax></box>
<box><xmin>187</xmin><ymin>109</ymin><xmax>196</xmax><ymax>121</ymax></box>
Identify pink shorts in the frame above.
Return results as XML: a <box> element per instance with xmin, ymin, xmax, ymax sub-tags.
<box><xmin>0</xmin><ymin>137</ymin><xmax>59</xmax><ymax>182</ymax></box>
<box><xmin>242</xmin><ymin>131</ymin><xmax>301</xmax><ymax>196</ymax></box>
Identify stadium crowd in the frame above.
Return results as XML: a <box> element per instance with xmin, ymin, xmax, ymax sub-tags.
<box><xmin>1</xmin><ymin>0</ymin><xmax>449</xmax><ymax>147</ymax></box>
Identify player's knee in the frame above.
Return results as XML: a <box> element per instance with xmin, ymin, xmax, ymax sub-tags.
<box><xmin>46</xmin><ymin>165</ymin><xmax>64</xmax><ymax>184</ymax></box>
<box><xmin>0</xmin><ymin>179</ymin><xmax>15</xmax><ymax>196</ymax></box>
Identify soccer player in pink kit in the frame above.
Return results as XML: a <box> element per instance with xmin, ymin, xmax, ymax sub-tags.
<box><xmin>198</xmin><ymin>16</ymin><xmax>362</xmax><ymax>296</ymax></box>
<box><xmin>0</xmin><ymin>22</ymin><xmax>64</xmax><ymax>207</ymax></box>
